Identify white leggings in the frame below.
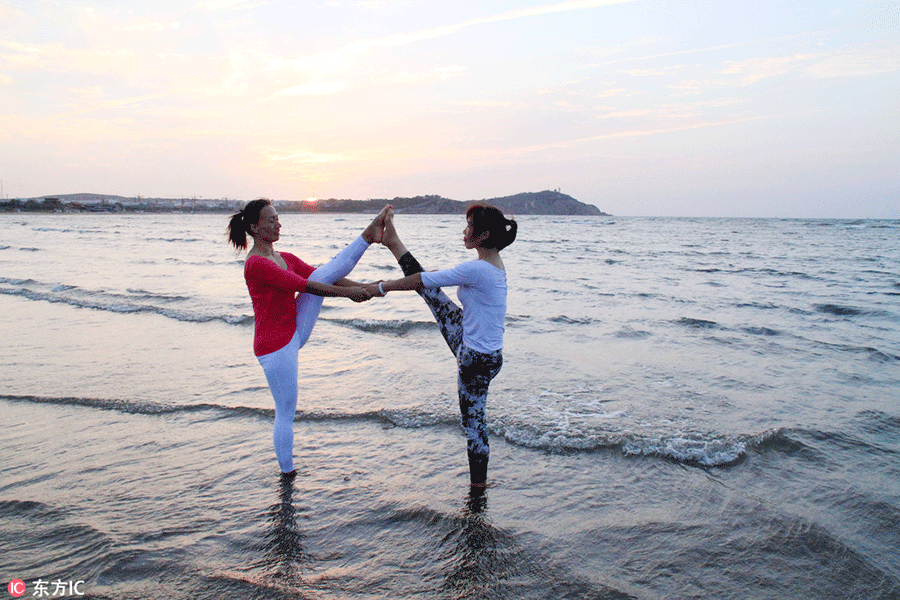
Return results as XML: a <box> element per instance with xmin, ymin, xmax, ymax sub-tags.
<box><xmin>257</xmin><ymin>235</ymin><xmax>370</xmax><ymax>473</ymax></box>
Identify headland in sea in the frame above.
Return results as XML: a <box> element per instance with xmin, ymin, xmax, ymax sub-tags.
<box><xmin>1</xmin><ymin>190</ymin><xmax>608</xmax><ymax>216</ymax></box>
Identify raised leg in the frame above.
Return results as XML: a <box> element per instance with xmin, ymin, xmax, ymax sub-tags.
<box><xmin>383</xmin><ymin>214</ymin><xmax>464</xmax><ymax>356</ymax></box>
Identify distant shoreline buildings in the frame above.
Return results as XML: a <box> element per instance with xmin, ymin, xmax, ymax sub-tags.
<box><xmin>0</xmin><ymin>190</ymin><xmax>609</xmax><ymax>216</ymax></box>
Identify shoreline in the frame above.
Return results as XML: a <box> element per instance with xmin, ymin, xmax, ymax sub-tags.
<box><xmin>0</xmin><ymin>190</ymin><xmax>610</xmax><ymax>216</ymax></box>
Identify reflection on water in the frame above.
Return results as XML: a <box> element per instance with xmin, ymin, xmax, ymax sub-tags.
<box><xmin>440</xmin><ymin>488</ymin><xmax>522</xmax><ymax>599</ymax></box>
<box><xmin>251</xmin><ymin>478</ymin><xmax>310</xmax><ymax>587</ymax></box>
<box><xmin>438</xmin><ymin>488</ymin><xmax>637</xmax><ymax>600</ymax></box>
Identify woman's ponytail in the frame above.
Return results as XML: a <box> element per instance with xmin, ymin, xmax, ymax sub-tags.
<box><xmin>226</xmin><ymin>199</ymin><xmax>271</xmax><ymax>251</ymax></box>
<box><xmin>227</xmin><ymin>210</ymin><xmax>247</xmax><ymax>250</ymax></box>
<box><xmin>500</xmin><ymin>217</ymin><xmax>517</xmax><ymax>251</ymax></box>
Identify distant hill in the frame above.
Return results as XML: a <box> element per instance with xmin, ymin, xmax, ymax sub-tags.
<box><xmin>485</xmin><ymin>191</ymin><xmax>608</xmax><ymax>216</ymax></box>
<box><xmin>6</xmin><ymin>190</ymin><xmax>609</xmax><ymax>216</ymax></box>
<box><xmin>282</xmin><ymin>191</ymin><xmax>609</xmax><ymax>216</ymax></box>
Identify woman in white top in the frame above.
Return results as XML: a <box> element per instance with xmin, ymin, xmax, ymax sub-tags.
<box><xmin>370</xmin><ymin>204</ymin><xmax>517</xmax><ymax>489</ymax></box>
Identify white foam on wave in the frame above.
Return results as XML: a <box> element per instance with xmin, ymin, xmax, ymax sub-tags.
<box><xmin>623</xmin><ymin>435</ymin><xmax>747</xmax><ymax>466</ymax></box>
<box><xmin>489</xmin><ymin>402</ymin><xmax>748</xmax><ymax>466</ymax></box>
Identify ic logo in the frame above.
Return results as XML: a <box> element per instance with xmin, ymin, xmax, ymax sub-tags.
<box><xmin>7</xmin><ymin>580</ymin><xmax>26</xmax><ymax>598</ymax></box>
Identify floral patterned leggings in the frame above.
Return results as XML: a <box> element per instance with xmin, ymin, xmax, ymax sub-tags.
<box><xmin>398</xmin><ymin>252</ymin><xmax>503</xmax><ymax>485</ymax></box>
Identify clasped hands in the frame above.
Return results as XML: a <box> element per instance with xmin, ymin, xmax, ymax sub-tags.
<box><xmin>348</xmin><ymin>281</ymin><xmax>387</xmax><ymax>303</ymax></box>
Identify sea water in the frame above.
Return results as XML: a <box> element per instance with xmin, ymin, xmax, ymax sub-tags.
<box><xmin>1</xmin><ymin>213</ymin><xmax>898</xmax><ymax>599</ymax></box>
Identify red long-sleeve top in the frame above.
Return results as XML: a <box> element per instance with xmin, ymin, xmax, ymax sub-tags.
<box><xmin>244</xmin><ymin>253</ymin><xmax>315</xmax><ymax>356</ymax></box>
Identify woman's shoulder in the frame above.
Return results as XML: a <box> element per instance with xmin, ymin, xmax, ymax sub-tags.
<box><xmin>468</xmin><ymin>258</ymin><xmax>506</xmax><ymax>276</ymax></box>
<box><xmin>457</xmin><ymin>259</ymin><xmax>506</xmax><ymax>285</ymax></box>
<box><xmin>245</xmin><ymin>252</ymin><xmax>292</xmax><ymax>273</ymax></box>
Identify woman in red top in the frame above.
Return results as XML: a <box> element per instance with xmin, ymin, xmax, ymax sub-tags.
<box><xmin>227</xmin><ymin>199</ymin><xmax>391</xmax><ymax>477</ymax></box>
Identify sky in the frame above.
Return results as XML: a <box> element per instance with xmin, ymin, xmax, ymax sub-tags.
<box><xmin>1</xmin><ymin>0</ymin><xmax>898</xmax><ymax>217</ymax></box>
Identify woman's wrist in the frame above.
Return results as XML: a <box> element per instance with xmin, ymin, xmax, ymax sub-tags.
<box><xmin>378</xmin><ymin>282</ymin><xmax>386</xmax><ymax>296</ymax></box>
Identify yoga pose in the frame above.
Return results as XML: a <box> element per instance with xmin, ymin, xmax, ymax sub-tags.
<box><xmin>227</xmin><ymin>200</ymin><xmax>391</xmax><ymax>478</ymax></box>
<box><xmin>369</xmin><ymin>204</ymin><xmax>517</xmax><ymax>488</ymax></box>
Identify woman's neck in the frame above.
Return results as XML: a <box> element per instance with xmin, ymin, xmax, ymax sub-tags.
<box><xmin>476</xmin><ymin>246</ymin><xmax>504</xmax><ymax>270</ymax></box>
<box><xmin>250</xmin><ymin>240</ymin><xmax>278</xmax><ymax>258</ymax></box>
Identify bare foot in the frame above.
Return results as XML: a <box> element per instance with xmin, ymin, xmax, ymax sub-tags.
<box><xmin>362</xmin><ymin>204</ymin><xmax>392</xmax><ymax>244</ymax></box>
<box><xmin>381</xmin><ymin>211</ymin><xmax>408</xmax><ymax>259</ymax></box>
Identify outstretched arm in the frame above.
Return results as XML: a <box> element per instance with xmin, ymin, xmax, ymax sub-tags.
<box><xmin>364</xmin><ymin>273</ymin><xmax>423</xmax><ymax>297</ymax></box>
<box><xmin>306</xmin><ymin>280</ymin><xmax>372</xmax><ymax>302</ymax></box>
<box><xmin>383</xmin><ymin>273</ymin><xmax>423</xmax><ymax>293</ymax></box>
<box><xmin>334</xmin><ymin>277</ymin><xmax>363</xmax><ymax>287</ymax></box>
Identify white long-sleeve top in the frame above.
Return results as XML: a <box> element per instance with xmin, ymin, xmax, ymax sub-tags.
<box><xmin>420</xmin><ymin>259</ymin><xmax>508</xmax><ymax>353</ymax></box>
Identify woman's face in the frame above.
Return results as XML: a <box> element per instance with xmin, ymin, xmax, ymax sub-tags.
<box><xmin>463</xmin><ymin>215</ymin><xmax>487</xmax><ymax>249</ymax></box>
<box><xmin>463</xmin><ymin>215</ymin><xmax>477</xmax><ymax>249</ymax></box>
<box><xmin>252</xmin><ymin>205</ymin><xmax>281</xmax><ymax>243</ymax></box>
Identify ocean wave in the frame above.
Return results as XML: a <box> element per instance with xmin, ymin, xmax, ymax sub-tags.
<box><xmin>749</xmin><ymin>426</ymin><xmax>899</xmax><ymax>461</ymax></box>
<box><xmin>549</xmin><ymin>315</ymin><xmax>597</xmax><ymax>326</ymax></box>
<box><xmin>5</xmin><ymin>394</ymin><xmax>893</xmax><ymax>470</ymax></box>
<box><xmin>0</xmin><ymin>394</ymin><xmax>456</xmax><ymax>430</ymax></box>
<box><xmin>29</xmin><ymin>226</ymin><xmax>104</xmax><ymax>234</ymax></box>
<box><xmin>813</xmin><ymin>339</ymin><xmax>900</xmax><ymax>362</ymax></box>
<box><xmin>0</xmin><ymin>279</ymin><xmax>253</xmax><ymax>326</ymax></box>
<box><xmin>0</xmin><ymin>277</ymin><xmax>38</xmax><ymax>285</ymax></box>
<box><xmin>614</xmin><ymin>327</ymin><xmax>652</xmax><ymax>339</ymax></box>
<box><xmin>1</xmin><ymin>276</ymin><xmax>454</xmax><ymax>333</ymax></box>
<box><xmin>0</xmin><ymin>394</ymin><xmax>241</xmax><ymax>416</ymax></box>
<box><xmin>0</xmin><ymin>499</ymin><xmax>68</xmax><ymax>519</ymax></box>
<box><xmin>856</xmin><ymin>410</ymin><xmax>900</xmax><ymax>436</ymax></box>
<box><xmin>0</xmin><ymin>394</ymin><xmax>746</xmax><ymax>467</ymax></box>
<box><xmin>491</xmin><ymin>420</ymin><xmax>749</xmax><ymax>467</ymax></box>
<box><xmin>156</xmin><ymin>237</ymin><xmax>204</xmax><ymax>243</ymax></box>
<box><xmin>125</xmin><ymin>288</ymin><xmax>192</xmax><ymax>302</ymax></box>
<box><xmin>749</xmin><ymin>428</ymin><xmax>822</xmax><ymax>459</ymax></box>
<box><xmin>621</xmin><ymin>434</ymin><xmax>747</xmax><ymax>467</ymax></box>
<box><xmin>328</xmin><ymin>317</ymin><xmax>437</xmax><ymax>336</ymax></box>
<box><xmin>735</xmin><ymin>301</ymin><xmax>779</xmax><ymax>310</ymax></box>
<box><xmin>740</xmin><ymin>326</ymin><xmax>782</xmax><ymax>336</ymax></box>
<box><xmin>675</xmin><ymin>317</ymin><xmax>721</xmax><ymax>329</ymax></box>
<box><xmin>815</xmin><ymin>303</ymin><xmax>866</xmax><ymax>317</ymax></box>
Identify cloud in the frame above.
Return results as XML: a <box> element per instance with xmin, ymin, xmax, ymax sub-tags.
<box><xmin>196</xmin><ymin>0</ymin><xmax>266</xmax><ymax>12</ymax></box>
<box><xmin>450</xmin><ymin>99</ymin><xmax>514</xmax><ymax>108</ymax></box>
<box><xmin>52</xmin><ymin>93</ymin><xmax>169</xmax><ymax>119</ymax></box>
<box><xmin>438</xmin><ymin>64</ymin><xmax>466</xmax><ymax>80</ymax></box>
<box><xmin>270</xmin><ymin>81</ymin><xmax>348</xmax><ymax>97</ymax></box>
<box><xmin>254</xmin><ymin>0</ymin><xmax>640</xmax><ymax>103</ymax></box>
<box><xmin>594</xmin><ymin>87</ymin><xmax>639</xmax><ymax>98</ymax></box>
<box><xmin>803</xmin><ymin>45</ymin><xmax>900</xmax><ymax>78</ymax></box>
<box><xmin>626</xmin><ymin>66</ymin><xmax>685</xmax><ymax>77</ymax></box>
<box><xmin>0</xmin><ymin>39</ymin><xmax>40</xmax><ymax>53</ymax></box>
<box><xmin>508</xmin><ymin>114</ymin><xmax>775</xmax><ymax>155</ymax></box>
<box><xmin>122</xmin><ymin>20</ymin><xmax>181</xmax><ymax>33</ymax></box>
<box><xmin>268</xmin><ymin>0</ymin><xmax>639</xmax><ymax>73</ymax></box>
<box><xmin>721</xmin><ymin>45</ymin><xmax>900</xmax><ymax>85</ymax></box>
<box><xmin>265</xmin><ymin>150</ymin><xmax>352</xmax><ymax>165</ymax></box>
<box><xmin>721</xmin><ymin>54</ymin><xmax>815</xmax><ymax>85</ymax></box>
